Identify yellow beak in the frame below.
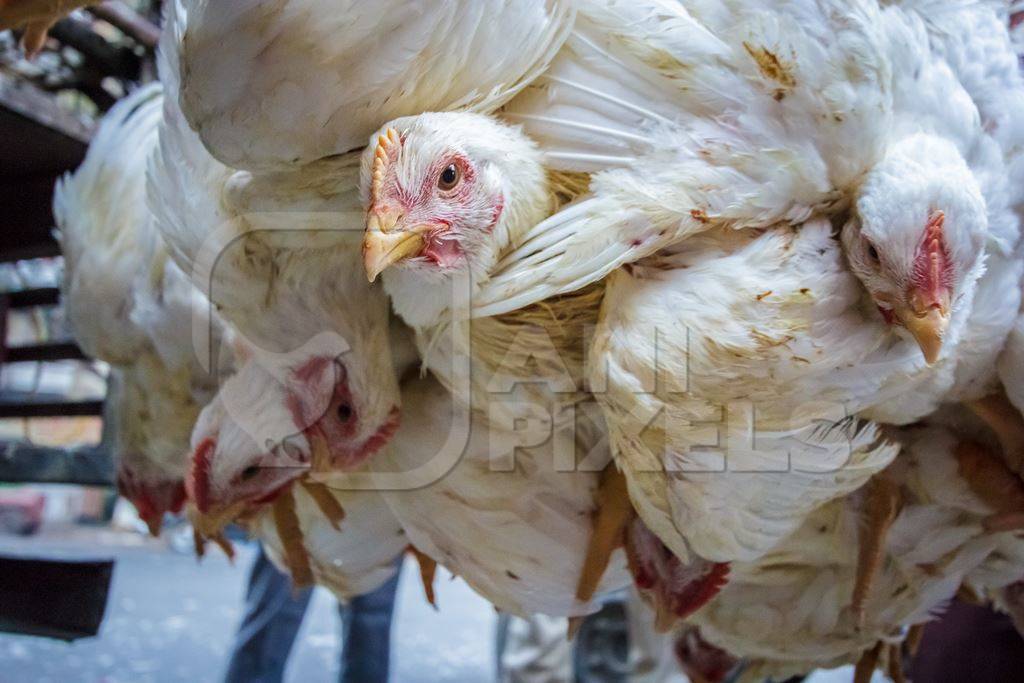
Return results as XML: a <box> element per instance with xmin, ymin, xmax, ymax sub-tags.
<box><xmin>895</xmin><ymin>291</ymin><xmax>951</xmax><ymax>365</ymax></box>
<box><xmin>362</xmin><ymin>211</ymin><xmax>425</xmax><ymax>283</ymax></box>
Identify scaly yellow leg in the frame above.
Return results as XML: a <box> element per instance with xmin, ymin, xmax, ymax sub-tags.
<box><xmin>273</xmin><ymin>488</ymin><xmax>313</xmax><ymax>588</ymax></box>
<box><xmin>967</xmin><ymin>393</ymin><xmax>1024</xmax><ymax>475</ymax></box>
<box><xmin>853</xmin><ymin>641</ymin><xmax>883</xmax><ymax>683</ymax></box>
<box><xmin>852</xmin><ymin>473</ymin><xmax>901</xmax><ymax>628</ymax></box>
<box><xmin>575</xmin><ymin>464</ymin><xmax>633</xmax><ymax>605</ymax></box>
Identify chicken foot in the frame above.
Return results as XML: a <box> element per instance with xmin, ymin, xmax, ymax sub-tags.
<box><xmin>903</xmin><ymin>623</ymin><xmax>925</xmax><ymax>658</ymax></box>
<box><xmin>192</xmin><ymin>526</ymin><xmax>236</xmax><ymax>561</ymax></box>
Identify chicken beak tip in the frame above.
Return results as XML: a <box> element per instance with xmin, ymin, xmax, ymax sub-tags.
<box><xmin>362</xmin><ymin>229</ymin><xmax>424</xmax><ymax>280</ymax></box>
<box><xmin>901</xmin><ymin>308</ymin><xmax>949</xmax><ymax>365</ymax></box>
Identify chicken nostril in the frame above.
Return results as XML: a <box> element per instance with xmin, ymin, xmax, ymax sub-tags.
<box><xmin>240</xmin><ymin>466</ymin><xmax>260</xmax><ymax>481</ymax></box>
<box><xmin>336</xmin><ymin>403</ymin><xmax>353</xmax><ymax>422</ymax></box>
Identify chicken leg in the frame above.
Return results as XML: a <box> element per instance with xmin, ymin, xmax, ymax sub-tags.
<box><xmin>0</xmin><ymin>0</ymin><xmax>93</xmax><ymax>57</ymax></box>
<box><xmin>575</xmin><ymin>463</ymin><xmax>633</xmax><ymax>605</ymax></box>
<box><xmin>967</xmin><ymin>392</ymin><xmax>1024</xmax><ymax>475</ymax></box>
<box><xmin>955</xmin><ymin>440</ymin><xmax>1024</xmax><ymax>532</ymax></box>
<box><xmin>300</xmin><ymin>479</ymin><xmax>346</xmax><ymax>530</ymax></box>
<box><xmin>272</xmin><ymin>488</ymin><xmax>314</xmax><ymax>588</ymax></box>
<box><xmin>852</xmin><ymin>471</ymin><xmax>902</xmax><ymax>628</ymax></box>
<box><xmin>853</xmin><ymin>641</ymin><xmax>883</xmax><ymax>683</ymax></box>
<box><xmin>904</xmin><ymin>623</ymin><xmax>925</xmax><ymax>658</ymax></box>
<box><xmin>887</xmin><ymin>642</ymin><xmax>905</xmax><ymax>683</ymax></box>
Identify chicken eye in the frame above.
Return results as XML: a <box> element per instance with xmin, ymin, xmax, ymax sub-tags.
<box><xmin>438</xmin><ymin>164</ymin><xmax>460</xmax><ymax>191</ymax></box>
<box><xmin>240</xmin><ymin>465</ymin><xmax>260</xmax><ymax>481</ymax></box>
<box><xmin>336</xmin><ymin>403</ymin><xmax>353</xmax><ymax>422</ymax></box>
<box><xmin>866</xmin><ymin>243</ymin><xmax>880</xmax><ymax>264</ymax></box>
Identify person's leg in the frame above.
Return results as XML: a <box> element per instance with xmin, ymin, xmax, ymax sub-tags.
<box><xmin>337</xmin><ymin>560</ymin><xmax>403</xmax><ymax>683</ymax></box>
<box><xmin>223</xmin><ymin>544</ymin><xmax>314</xmax><ymax>683</ymax></box>
<box><xmin>573</xmin><ymin>599</ymin><xmax>630</xmax><ymax>683</ymax></box>
<box><xmin>496</xmin><ymin>613</ymin><xmax>574</xmax><ymax>683</ymax></box>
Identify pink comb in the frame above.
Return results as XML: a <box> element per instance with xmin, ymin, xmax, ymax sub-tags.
<box><xmin>371</xmin><ymin>127</ymin><xmax>402</xmax><ymax>206</ymax></box>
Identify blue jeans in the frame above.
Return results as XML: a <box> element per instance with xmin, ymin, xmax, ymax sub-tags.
<box><xmin>224</xmin><ymin>545</ymin><xmax>402</xmax><ymax>683</ymax></box>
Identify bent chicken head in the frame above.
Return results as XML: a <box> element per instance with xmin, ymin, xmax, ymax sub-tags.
<box><xmin>359</xmin><ymin>112</ymin><xmax>549</xmax><ymax>325</ymax></box>
<box><xmin>186</xmin><ymin>331</ymin><xmax>400</xmax><ymax>516</ymax></box>
<box><xmin>843</xmin><ymin>133</ymin><xmax>987</xmax><ymax>364</ymax></box>
<box><xmin>109</xmin><ymin>361</ymin><xmax>201</xmax><ymax>536</ymax></box>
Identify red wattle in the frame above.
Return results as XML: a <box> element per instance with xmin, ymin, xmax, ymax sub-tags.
<box><xmin>187</xmin><ymin>437</ymin><xmax>217</xmax><ymax>513</ymax></box>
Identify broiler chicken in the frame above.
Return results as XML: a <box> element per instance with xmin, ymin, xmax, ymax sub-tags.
<box><xmin>359</xmin><ymin>111</ymin><xmax>668</xmax><ymax>619</ymax></box>
<box><xmin>56</xmin><ymin>83</ymin><xmax>229</xmax><ymax>535</ymax></box>
<box><xmin>149</xmin><ymin>8</ymin><xmax>401</xmax><ymax>519</ymax></box>
<box><xmin>689</xmin><ymin>422</ymin><xmax>1024</xmax><ymax>682</ymax></box>
<box><xmin>372</xmin><ymin>374</ymin><xmax>631</xmax><ymax>617</ymax></box>
<box><xmin>248</xmin><ymin>477</ymin><xmax>408</xmax><ymax>601</ymax></box>
<box><xmin>592</xmin><ymin>220</ymin><xmax>908</xmax><ymax>627</ymax></box>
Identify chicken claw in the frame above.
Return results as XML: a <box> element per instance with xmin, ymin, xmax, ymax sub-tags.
<box><xmin>0</xmin><ymin>0</ymin><xmax>93</xmax><ymax>58</ymax></box>
<box><xmin>191</xmin><ymin>526</ymin><xmax>235</xmax><ymax>562</ymax></box>
<box><xmin>409</xmin><ymin>546</ymin><xmax>438</xmax><ymax>609</ymax></box>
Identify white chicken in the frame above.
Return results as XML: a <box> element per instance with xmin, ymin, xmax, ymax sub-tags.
<box><xmin>252</xmin><ymin>480</ymin><xmax>407</xmax><ymax>601</ymax></box>
<box><xmin>150</xmin><ymin>4</ymin><xmax>402</xmax><ymax>516</ymax></box>
<box><xmin>174</xmin><ymin>0</ymin><xmax>575</xmax><ymax>170</ymax></box>
<box><xmin>591</xmin><ymin>220</ymin><xmax>907</xmax><ymax>624</ymax></box>
<box><xmin>689</xmin><ymin>422</ymin><xmax>1024</xmax><ymax>682</ymax></box>
<box><xmin>56</xmin><ymin>83</ymin><xmax>230</xmax><ymax>535</ymax></box>
<box><xmin>358</xmin><ymin>111</ymin><xmax>661</xmax><ymax>619</ymax></box>
<box><xmin>373</xmin><ymin>374</ymin><xmax>631</xmax><ymax>617</ymax></box>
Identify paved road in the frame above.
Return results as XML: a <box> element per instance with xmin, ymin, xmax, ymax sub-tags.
<box><xmin>0</xmin><ymin>524</ymin><xmax>875</xmax><ymax>683</ymax></box>
<box><xmin>0</xmin><ymin>524</ymin><xmax>494</xmax><ymax>683</ymax></box>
